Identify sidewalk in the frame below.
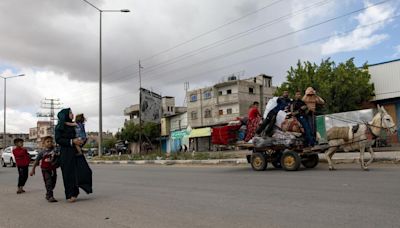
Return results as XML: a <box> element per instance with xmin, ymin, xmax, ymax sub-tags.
<box><xmin>88</xmin><ymin>151</ymin><xmax>400</xmax><ymax>166</ymax></box>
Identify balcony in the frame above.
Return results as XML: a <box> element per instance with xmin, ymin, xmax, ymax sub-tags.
<box><xmin>217</xmin><ymin>93</ymin><xmax>239</xmax><ymax>105</ymax></box>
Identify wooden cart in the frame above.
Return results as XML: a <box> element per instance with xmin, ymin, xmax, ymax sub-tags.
<box><xmin>237</xmin><ymin>141</ymin><xmax>329</xmax><ymax>171</ymax></box>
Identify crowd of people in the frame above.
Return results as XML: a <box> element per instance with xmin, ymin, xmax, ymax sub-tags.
<box><xmin>245</xmin><ymin>87</ymin><xmax>325</xmax><ymax>147</ymax></box>
<box><xmin>12</xmin><ymin>108</ymin><xmax>92</xmax><ymax>203</ymax></box>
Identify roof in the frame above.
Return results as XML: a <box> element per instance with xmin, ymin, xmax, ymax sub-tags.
<box><xmin>368</xmin><ymin>58</ymin><xmax>400</xmax><ymax>67</ymax></box>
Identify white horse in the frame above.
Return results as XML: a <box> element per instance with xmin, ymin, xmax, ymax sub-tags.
<box><xmin>325</xmin><ymin>105</ymin><xmax>397</xmax><ymax>170</ymax></box>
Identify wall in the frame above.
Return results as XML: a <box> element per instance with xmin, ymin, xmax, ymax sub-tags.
<box><xmin>369</xmin><ymin>60</ymin><xmax>400</xmax><ymax>101</ymax></box>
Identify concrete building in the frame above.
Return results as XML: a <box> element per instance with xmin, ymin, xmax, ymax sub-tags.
<box><xmin>0</xmin><ymin>133</ymin><xmax>30</xmax><ymax>149</ymax></box>
<box><xmin>185</xmin><ymin>74</ymin><xmax>276</xmax><ymax>151</ymax></box>
<box><xmin>29</xmin><ymin>121</ymin><xmax>52</xmax><ymax>146</ymax></box>
<box><xmin>368</xmin><ymin>59</ymin><xmax>400</xmax><ymax>144</ymax></box>
<box><xmin>187</xmin><ymin>74</ymin><xmax>276</xmax><ymax>128</ymax></box>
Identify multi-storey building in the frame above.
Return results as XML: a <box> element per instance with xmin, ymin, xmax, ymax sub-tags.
<box><xmin>187</xmin><ymin>74</ymin><xmax>276</xmax><ymax>128</ymax></box>
<box><xmin>29</xmin><ymin>121</ymin><xmax>52</xmax><ymax>146</ymax></box>
<box><xmin>185</xmin><ymin>74</ymin><xmax>276</xmax><ymax>151</ymax></box>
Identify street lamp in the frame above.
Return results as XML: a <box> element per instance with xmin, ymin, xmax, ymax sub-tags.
<box><xmin>0</xmin><ymin>74</ymin><xmax>25</xmax><ymax>148</ymax></box>
<box><xmin>82</xmin><ymin>0</ymin><xmax>130</xmax><ymax>157</ymax></box>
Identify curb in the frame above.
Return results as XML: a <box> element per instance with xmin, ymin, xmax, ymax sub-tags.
<box><xmin>88</xmin><ymin>159</ymin><xmax>248</xmax><ymax>165</ymax></box>
<box><xmin>88</xmin><ymin>156</ymin><xmax>400</xmax><ymax>166</ymax></box>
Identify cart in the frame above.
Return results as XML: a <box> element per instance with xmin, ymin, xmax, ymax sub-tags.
<box><xmin>237</xmin><ymin>139</ymin><xmax>329</xmax><ymax>171</ymax></box>
<box><xmin>211</xmin><ymin>125</ymin><xmax>242</xmax><ymax>151</ymax></box>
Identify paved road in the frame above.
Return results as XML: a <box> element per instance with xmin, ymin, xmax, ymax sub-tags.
<box><xmin>1</xmin><ymin>163</ymin><xmax>399</xmax><ymax>228</ymax></box>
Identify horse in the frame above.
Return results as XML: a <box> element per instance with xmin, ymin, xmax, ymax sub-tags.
<box><xmin>325</xmin><ymin>105</ymin><xmax>397</xmax><ymax>171</ymax></box>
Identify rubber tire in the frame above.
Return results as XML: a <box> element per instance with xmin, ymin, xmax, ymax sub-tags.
<box><xmin>301</xmin><ymin>154</ymin><xmax>319</xmax><ymax>169</ymax></box>
<box><xmin>281</xmin><ymin>151</ymin><xmax>301</xmax><ymax>171</ymax></box>
<box><xmin>1</xmin><ymin>158</ymin><xmax>6</xmax><ymax>167</ymax></box>
<box><xmin>251</xmin><ymin>153</ymin><xmax>267</xmax><ymax>171</ymax></box>
<box><xmin>10</xmin><ymin>158</ymin><xmax>16</xmax><ymax>167</ymax></box>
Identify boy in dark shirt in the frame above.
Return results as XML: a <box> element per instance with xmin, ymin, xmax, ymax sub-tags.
<box><xmin>12</xmin><ymin>138</ymin><xmax>31</xmax><ymax>194</ymax></box>
<box><xmin>30</xmin><ymin>136</ymin><xmax>58</xmax><ymax>202</ymax></box>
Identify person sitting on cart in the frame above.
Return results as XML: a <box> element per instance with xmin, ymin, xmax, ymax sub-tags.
<box><xmin>291</xmin><ymin>91</ymin><xmax>315</xmax><ymax>147</ymax></box>
<box><xmin>256</xmin><ymin>90</ymin><xmax>292</xmax><ymax>136</ymax></box>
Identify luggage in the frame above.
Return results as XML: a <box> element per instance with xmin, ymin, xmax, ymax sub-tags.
<box><xmin>212</xmin><ymin>125</ymin><xmax>241</xmax><ymax>145</ymax></box>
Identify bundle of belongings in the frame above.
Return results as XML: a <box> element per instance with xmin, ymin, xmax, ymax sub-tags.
<box><xmin>251</xmin><ymin>97</ymin><xmax>305</xmax><ymax>148</ymax></box>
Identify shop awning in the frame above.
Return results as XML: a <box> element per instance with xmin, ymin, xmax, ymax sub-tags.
<box><xmin>189</xmin><ymin>127</ymin><xmax>211</xmax><ymax>138</ymax></box>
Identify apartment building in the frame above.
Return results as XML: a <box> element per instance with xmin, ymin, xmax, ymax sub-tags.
<box><xmin>187</xmin><ymin>74</ymin><xmax>276</xmax><ymax>128</ymax></box>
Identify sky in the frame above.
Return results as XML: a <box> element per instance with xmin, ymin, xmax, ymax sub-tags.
<box><xmin>0</xmin><ymin>0</ymin><xmax>399</xmax><ymax>134</ymax></box>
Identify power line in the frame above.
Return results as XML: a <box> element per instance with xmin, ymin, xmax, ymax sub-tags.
<box><xmin>99</xmin><ymin>0</ymin><xmax>332</xmax><ymax>85</ymax></box>
<box><xmin>142</xmin><ymin>0</ymin><xmax>286</xmax><ymax>62</ymax></box>
<box><xmin>67</xmin><ymin>14</ymin><xmax>400</xmax><ymax>109</ymax></box>
<box><xmin>136</xmin><ymin>0</ymin><xmax>393</xmax><ymax>82</ymax></box>
<box><xmin>140</xmin><ymin>0</ymin><xmax>334</xmax><ymax>73</ymax></box>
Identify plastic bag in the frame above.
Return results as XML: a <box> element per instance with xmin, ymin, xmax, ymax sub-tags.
<box><xmin>263</xmin><ymin>97</ymin><xmax>278</xmax><ymax>119</ymax></box>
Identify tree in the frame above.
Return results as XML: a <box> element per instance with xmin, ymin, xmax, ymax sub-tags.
<box><xmin>119</xmin><ymin>121</ymin><xmax>160</xmax><ymax>143</ymax></box>
<box><xmin>275</xmin><ymin>58</ymin><xmax>374</xmax><ymax>114</ymax></box>
<box><xmin>102</xmin><ymin>138</ymin><xmax>117</xmax><ymax>150</ymax></box>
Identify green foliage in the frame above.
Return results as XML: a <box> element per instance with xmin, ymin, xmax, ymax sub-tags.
<box><xmin>102</xmin><ymin>138</ymin><xmax>117</xmax><ymax>150</ymax></box>
<box><xmin>275</xmin><ymin>58</ymin><xmax>374</xmax><ymax>114</ymax></box>
<box><xmin>119</xmin><ymin>121</ymin><xmax>160</xmax><ymax>143</ymax></box>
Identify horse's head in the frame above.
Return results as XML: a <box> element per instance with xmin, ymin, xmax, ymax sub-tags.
<box><xmin>377</xmin><ymin>105</ymin><xmax>397</xmax><ymax>134</ymax></box>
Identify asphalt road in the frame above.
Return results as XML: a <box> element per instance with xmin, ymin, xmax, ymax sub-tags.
<box><xmin>0</xmin><ymin>163</ymin><xmax>399</xmax><ymax>228</ymax></box>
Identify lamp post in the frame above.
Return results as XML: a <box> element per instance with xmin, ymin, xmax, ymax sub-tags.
<box><xmin>82</xmin><ymin>0</ymin><xmax>130</xmax><ymax>157</ymax></box>
<box><xmin>0</xmin><ymin>74</ymin><xmax>25</xmax><ymax>148</ymax></box>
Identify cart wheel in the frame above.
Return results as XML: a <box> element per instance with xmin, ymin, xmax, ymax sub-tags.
<box><xmin>251</xmin><ymin>153</ymin><xmax>267</xmax><ymax>171</ymax></box>
<box><xmin>281</xmin><ymin>151</ymin><xmax>301</xmax><ymax>171</ymax></box>
<box><xmin>301</xmin><ymin>154</ymin><xmax>319</xmax><ymax>169</ymax></box>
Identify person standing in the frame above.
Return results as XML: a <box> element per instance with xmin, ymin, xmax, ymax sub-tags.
<box><xmin>245</xmin><ymin>101</ymin><xmax>262</xmax><ymax>142</ymax></box>
<box><xmin>12</xmin><ymin>138</ymin><xmax>31</xmax><ymax>194</ymax></box>
<box><xmin>55</xmin><ymin>108</ymin><xmax>82</xmax><ymax>202</ymax></box>
<box><xmin>292</xmin><ymin>91</ymin><xmax>315</xmax><ymax>147</ymax></box>
<box><xmin>302</xmin><ymin>87</ymin><xmax>325</xmax><ymax>140</ymax></box>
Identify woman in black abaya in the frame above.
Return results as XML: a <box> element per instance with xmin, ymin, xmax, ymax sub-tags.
<box><xmin>55</xmin><ymin>108</ymin><xmax>92</xmax><ymax>202</ymax></box>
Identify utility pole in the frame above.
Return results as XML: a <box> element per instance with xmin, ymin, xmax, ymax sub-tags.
<box><xmin>37</xmin><ymin>98</ymin><xmax>62</xmax><ymax>138</ymax></box>
<box><xmin>139</xmin><ymin>60</ymin><xmax>143</xmax><ymax>155</ymax></box>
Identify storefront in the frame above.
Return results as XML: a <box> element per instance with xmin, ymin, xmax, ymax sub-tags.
<box><xmin>189</xmin><ymin>127</ymin><xmax>212</xmax><ymax>152</ymax></box>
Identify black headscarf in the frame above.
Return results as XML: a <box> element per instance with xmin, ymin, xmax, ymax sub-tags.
<box><xmin>55</xmin><ymin>108</ymin><xmax>72</xmax><ymax>131</ymax></box>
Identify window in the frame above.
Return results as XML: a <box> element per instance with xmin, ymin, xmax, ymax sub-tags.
<box><xmin>167</xmin><ymin>106</ymin><xmax>170</xmax><ymax>112</ymax></box>
<box><xmin>219</xmin><ymin>110</ymin><xmax>223</xmax><ymax>115</ymax></box>
<box><xmin>171</xmin><ymin>107</ymin><xmax>174</xmax><ymax>112</ymax></box>
<box><xmin>190</xmin><ymin>94</ymin><xmax>197</xmax><ymax>102</ymax></box>
<box><xmin>191</xmin><ymin>111</ymin><xmax>198</xmax><ymax>120</ymax></box>
<box><xmin>205</xmin><ymin>109</ymin><xmax>212</xmax><ymax>118</ymax></box>
<box><xmin>218</xmin><ymin>91</ymin><xmax>223</xmax><ymax>96</ymax></box>
<box><xmin>203</xmin><ymin>91</ymin><xmax>212</xmax><ymax>99</ymax></box>
<box><xmin>249</xmin><ymin>87</ymin><xmax>254</xmax><ymax>94</ymax></box>
<box><xmin>227</xmin><ymin>89</ymin><xmax>232</xmax><ymax>94</ymax></box>
<box><xmin>227</xmin><ymin>108</ymin><xmax>232</xmax><ymax>114</ymax></box>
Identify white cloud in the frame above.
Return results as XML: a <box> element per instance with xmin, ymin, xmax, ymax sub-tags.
<box><xmin>0</xmin><ymin>108</ymin><xmax>36</xmax><ymax>134</ymax></box>
<box><xmin>321</xmin><ymin>1</ymin><xmax>395</xmax><ymax>55</ymax></box>
<box><xmin>392</xmin><ymin>44</ymin><xmax>400</xmax><ymax>58</ymax></box>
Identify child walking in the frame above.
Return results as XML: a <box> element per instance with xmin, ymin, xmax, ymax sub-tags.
<box><xmin>30</xmin><ymin>136</ymin><xmax>58</xmax><ymax>202</ymax></box>
<box><xmin>12</xmin><ymin>138</ymin><xmax>31</xmax><ymax>194</ymax></box>
<box><xmin>65</xmin><ymin>113</ymin><xmax>87</xmax><ymax>154</ymax></box>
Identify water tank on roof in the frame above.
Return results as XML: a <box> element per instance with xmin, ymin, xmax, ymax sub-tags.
<box><xmin>228</xmin><ymin>75</ymin><xmax>237</xmax><ymax>81</ymax></box>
